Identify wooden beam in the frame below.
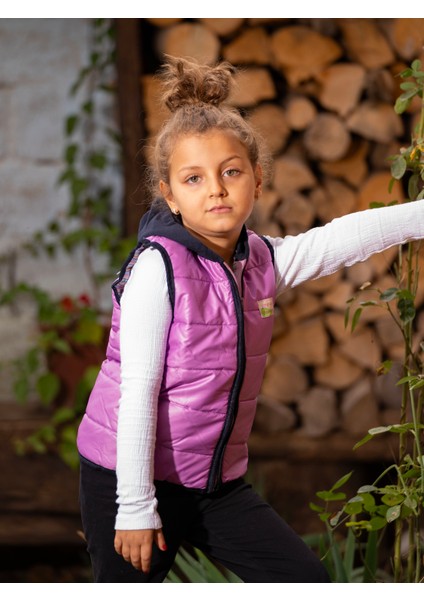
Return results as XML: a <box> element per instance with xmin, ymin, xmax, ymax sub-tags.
<box><xmin>115</xmin><ymin>18</ymin><xmax>147</xmax><ymax>237</ymax></box>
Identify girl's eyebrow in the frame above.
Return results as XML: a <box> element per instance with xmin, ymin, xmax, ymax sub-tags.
<box><xmin>178</xmin><ymin>165</ymin><xmax>202</xmax><ymax>174</ymax></box>
<box><xmin>177</xmin><ymin>155</ymin><xmax>243</xmax><ymax>174</ymax></box>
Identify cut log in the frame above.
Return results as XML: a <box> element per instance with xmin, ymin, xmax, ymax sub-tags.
<box><xmin>311</xmin><ymin>178</ymin><xmax>357</xmax><ymax>223</ymax></box>
<box><xmin>338</xmin><ymin>19</ymin><xmax>395</xmax><ymax>69</ymax></box>
<box><xmin>261</xmin><ymin>355</ymin><xmax>308</xmax><ymax>402</ymax></box>
<box><xmin>271</xmin><ymin>308</ymin><xmax>288</xmax><ymax>341</ymax></box>
<box><xmin>199</xmin><ymin>18</ymin><xmax>244</xmax><ymax>36</ymax></box>
<box><xmin>315</xmin><ymin>347</ymin><xmax>363</xmax><ymax>390</ymax></box>
<box><xmin>303</xmin><ymin>113</ymin><xmax>351</xmax><ymax>162</ymax></box>
<box><xmin>285</xmin><ymin>95</ymin><xmax>317</xmax><ymax>131</ymax></box>
<box><xmin>271</xmin><ymin>317</ymin><xmax>330</xmax><ymax>366</ymax></box>
<box><xmin>317</xmin><ymin>63</ymin><xmax>366</xmax><ymax>117</ymax></box>
<box><xmin>273</xmin><ymin>155</ymin><xmax>316</xmax><ymax>196</ymax></box>
<box><xmin>275</xmin><ymin>192</ymin><xmax>316</xmax><ymax>234</ymax></box>
<box><xmin>325</xmin><ymin>311</ymin><xmax>364</xmax><ymax>343</ymax></box>
<box><xmin>364</xmin><ymin>68</ymin><xmax>395</xmax><ymax>104</ymax></box>
<box><xmin>370</xmin><ymin>140</ymin><xmax>405</xmax><ymax>171</ymax></box>
<box><xmin>344</xmin><ymin>273</ymin><xmax>398</xmax><ymax>326</ymax></box>
<box><xmin>341</xmin><ymin>378</ymin><xmax>380</xmax><ymax>436</ymax></box>
<box><xmin>257</xmin><ymin>188</ymin><xmax>281</xmax><ymax>220</ymax></box>
<box><xmin>339</xmin><ymin>325</ymin><xmax>382</xmax><ymax>370</ymax></box>
<box><xmin>388</xmin><ymin>18</ymin><xmax>424</xmax><ymax>61</ymax></box>
<box><xmin>346</xmin><ymin>262</ymin><xmax>397</xmax><ymax>296</ymax></box>
<box><xmin>249</xmin><ymin>188</ymin><xmax>280</xmax><ymax>225</ymax></box>
<box><xmin>319</xmin><ymin>140</ymin><xmax>369</xmax><ymax>188</ymax></box>
<box><xmin>158</xmin><ymin>23</ymin><xmax>220</xmax><ymax>64</ymax></box>
<box><xmin>147</xmin><ymin>18</ymin><xmax>182</xmax><ymax>27</ymax></box>
<box><xmin>375</xmin><ymin>314</ymin><xmax>404</xmax><ymax>354</ymax></box>
<box><xmin>229</xmin><ymin>67</ymin><xmax>276</xmax><ymax>107</ymax></box>
<box><xmin>301</xmin><ymin>270</ymin><xmax>342</xmax><ymax>294</ymax></box>
<box><xmin>363</xmin><ymin>248</ymin><xmax>398</xmax><ymax>279</ymax></box>
<box><xmin>254</xmin><ymin>400</ymin><xmax>297</xmax><ymax>433</ymax></box>
<box><xmin>346</xmin><ymin>101</ymin><xmax>403</xmax><ymax>143</ymax></box>
<box><xmin>372</xmin><ymin>360</ymin><xmax>404</xmax><ymax>408</ymax></box>
<box><xmin>271</xmin><ymin>25</ymin><xmax>342</xmax><ymax>86</ymax></box>
<box><xmin>283</xmin><ymin>290</ymin><xmax>322</xmax><ymax>324</ymax></box>
<box><xmin>297</xmin><ymin>386</ymin><xmax>338</xmax><ymax>437</ymax></box>
<box><xmin>345</xmin><ymin>260</ymin><xmax>374</xmax><ymax>288</ymax></box>
<box><xmin>356</xmin><ymin>172</ymin><xmax>404</xmax><ymax>211</ymax></box>
<box><xmin>323</xmin><ymin>280</ymin><xmax>355</xmax><ymax>311</ymax></box>
<box><xmin>249</xmin><ymin>103</ymin><xmax>290</xmax><ymax>155</ymax></box>
<box><xmin>223</xmin><ymin>27</ymin><xmax>271</xmax><ymax>64</ymax></box>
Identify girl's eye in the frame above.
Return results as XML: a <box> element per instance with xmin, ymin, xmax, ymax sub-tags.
<box><xmin>186</xmin><ymin>175</ymin><xmax>200</xmax><ymax>184</ymax></box>
<box><xmin>224</xmin><ymin>168</ymin><xmax>240</xmax><ymax>177</ymax></box>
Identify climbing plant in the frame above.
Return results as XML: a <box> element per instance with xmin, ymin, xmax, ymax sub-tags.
<box><xmin>311</xmin><ymin>59</ymin><xmax>424</xmax><ymax>583</ymax></box>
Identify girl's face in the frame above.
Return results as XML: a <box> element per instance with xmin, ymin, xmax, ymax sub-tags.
<box><xmin>160</xmin><ymin>129</ymin><xmax>262</xmax><ymax>263</ymax></box>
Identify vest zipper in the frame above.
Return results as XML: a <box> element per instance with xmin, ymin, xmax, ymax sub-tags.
<box><xmin>206</xmin><ymin>263</ymin><xmax>246</xmax><ymax>493</ymax></box>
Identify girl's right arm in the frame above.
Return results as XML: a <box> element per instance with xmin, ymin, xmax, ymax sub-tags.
<box><xmin>114</xmin><ymin>246</ymin><xmax>172</xmax><ymax>572</ymax></box>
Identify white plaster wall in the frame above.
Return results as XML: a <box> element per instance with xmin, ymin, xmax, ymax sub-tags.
<box><xmin>0</xmin><ymin>19</ymin><xmax>88</xmax><ymax>250</ymax></box>
<box><xmin>0</xmin><ymin>19</ymin><xmax>120</xmax><ymax>399</ymax></box>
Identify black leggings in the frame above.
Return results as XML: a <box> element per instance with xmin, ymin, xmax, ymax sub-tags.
<box><xmin>79</xmin><ymin>455</ymin><xmax>330</xmax><ymax>583</ymax></box>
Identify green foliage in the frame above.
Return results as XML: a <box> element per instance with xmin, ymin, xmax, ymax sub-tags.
<box><xmin>311</xmin><ymin>59</ymin><xmax>424</xmax><ymax>583</ymax></box>
<box><xmin>0</xmin><ymin>284</ymin><xmax>105</xmax><ymax>468</ymax></box>
<box><xmin>304</xmin><ymin>527</ymin><xmax>390</xmax><ymax>583</ymax></box>
<box><xmin>165</xmin><ymin>546</ymin><xmax>242</xmax><ymax>583</ymax></box>
<box><xmin>390</xmin><ymin>59</ymin><xmax>424</xmax><ymax>202</ymax></box>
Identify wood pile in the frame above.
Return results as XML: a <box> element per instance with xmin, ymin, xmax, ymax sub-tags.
<box><xmin>139</xmin><ymin>18</ymin><xmax>424</xmax><ymax>449</ymax></box>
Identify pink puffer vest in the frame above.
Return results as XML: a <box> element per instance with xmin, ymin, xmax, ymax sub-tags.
<box><xmin>77</xmin><ymin>213</ymin><xmax>276</xmax><ymax>492</ymax></box>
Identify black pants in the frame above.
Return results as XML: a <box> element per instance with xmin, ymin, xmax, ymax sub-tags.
<box><xmin>79</xmin><ymin>455</ymin><xmax>330</xmax><ymax>583</ymax></box>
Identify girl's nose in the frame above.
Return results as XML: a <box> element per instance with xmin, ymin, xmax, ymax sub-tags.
<box><xmin>209</xmin><ymin>178</ymin><xmax>226</xmax><ymax>197</ymax></box>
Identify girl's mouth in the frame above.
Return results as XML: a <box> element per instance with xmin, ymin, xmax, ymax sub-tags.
<box><xmin>209</xmin><ymin>206</ymin><xmax>232</xmax><ymax>213</ymax></box>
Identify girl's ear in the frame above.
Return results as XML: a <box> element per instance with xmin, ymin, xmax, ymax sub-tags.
<box><xmin>254</xmin><ymin>164</ymin><xmax>263</xmax><ymax>200</ymax></box>
<box><xmin>159</xmin><ymin>180</ymin><xmax>177</xmax><ymax>213</ymax></box>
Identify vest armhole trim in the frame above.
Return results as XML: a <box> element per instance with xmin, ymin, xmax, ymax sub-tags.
<box><xmin>144</xmin><ymin>240</ymin><xmax>176</xmax><ymax>317</ymax></box>
<box><xmin>259</xmin><ymin>235</ymin><xmax>275</xmax><ymax>266</ymax></box>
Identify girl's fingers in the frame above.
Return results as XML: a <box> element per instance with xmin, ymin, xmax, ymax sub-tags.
<box><xmin>155</xmin><ymin>528</ymin><xmax>168</xmax><ymax>551</ymax></box>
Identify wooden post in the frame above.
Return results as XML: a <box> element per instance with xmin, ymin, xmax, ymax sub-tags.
<box><xmin>115</xmin><ymin>18</ymin><xmax>147</xmax><ymax>237</ymax></box>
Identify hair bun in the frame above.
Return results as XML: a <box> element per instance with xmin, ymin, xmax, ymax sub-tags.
<box><xmin>160</xmin><ymin>55</ymin><xmax>236</xmax><ymax>113</ymax></box>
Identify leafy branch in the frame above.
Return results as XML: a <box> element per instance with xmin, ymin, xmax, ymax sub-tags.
<box><xmin>311</xmin><ymin>59</ymin><xmax>424</xmax><ymax>583</ymax></box>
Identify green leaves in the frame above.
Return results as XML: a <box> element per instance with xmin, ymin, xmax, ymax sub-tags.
<box><xmin>394</xmin><ymin>59</ymin><xmax>424</xmax><ymax>115</ymax></box>
<box><xmin>391</xmin><ymin>154</ymin><xmax>407</xmax><ymax>179</ymax></box>
<box><xmin>345</xmin><ymin>283</ymin><xmax>417</xmax><ymax>338</ymax></box>
<box><xmin>36</xmin><ymin>372</ymin><xmax>61</xmax><ymax>407</ymax></box>
<box><xmin>165</xmin><ymin>546</ymin><xmax>242</xmax><ymax>583</ymax></box>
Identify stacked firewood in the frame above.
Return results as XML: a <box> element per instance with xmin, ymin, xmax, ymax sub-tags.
<box><xmin>140</xmin><ymin>18</ymin><xmax>424</xmax><ymax>444</ymax></box>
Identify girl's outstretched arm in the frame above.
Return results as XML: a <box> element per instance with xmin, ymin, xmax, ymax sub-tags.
<box><xmin>267</xmin><ymin>200</ymin><xmax>424</xmax><ymax>296</ymax></box>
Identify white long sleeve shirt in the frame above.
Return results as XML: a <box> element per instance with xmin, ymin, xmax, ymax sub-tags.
<box><xmin>115</xmin><ymin>201</ymin><xmax>424</xmax><ymax>530</ymax></box>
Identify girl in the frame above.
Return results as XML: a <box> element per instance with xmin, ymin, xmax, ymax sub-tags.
<box><xmin>77</xmin><ymin>57</ymin><xmax>424</xmax><ymax>583</ymax></box>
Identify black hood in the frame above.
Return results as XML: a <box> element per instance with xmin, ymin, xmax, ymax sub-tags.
<box><xmin>137</xmin><ymin>203</ymin><xmax>250</xmax><ymax>263</ymax></box>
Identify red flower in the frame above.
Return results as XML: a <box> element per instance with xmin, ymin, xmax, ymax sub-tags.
<box><xmin>78</xmin><ymin>293</ymin><xmax>91</xmax><ymax>307</ymax></box>
<box><xmin>60</xmin><ymin>296</ymin><xmax>74</xmax><ymax>312</ymax></box>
